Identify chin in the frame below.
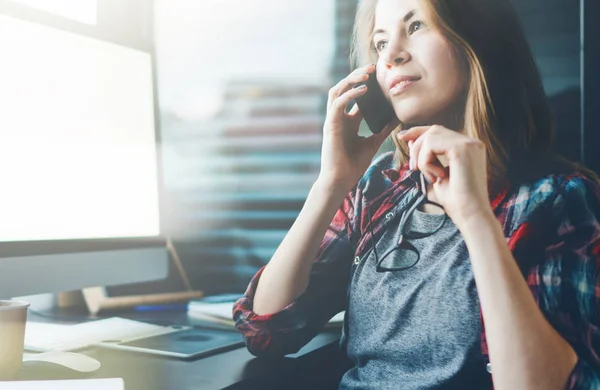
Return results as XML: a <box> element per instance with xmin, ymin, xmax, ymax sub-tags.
<box><xmin>395</xmin><ymin>110</ymin><xmax>429</xmax><ymax>127</ymax></box>
<box><xmin>393</xmin><ymin>101</ymin><xmax>438</xmax><ymax>127</ymax></box>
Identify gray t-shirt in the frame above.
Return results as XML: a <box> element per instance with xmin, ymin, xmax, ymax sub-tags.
<box><xmin>340</xmin><ymin>208</ymin><xmax>492</xmax><ymax>390</ymax></box>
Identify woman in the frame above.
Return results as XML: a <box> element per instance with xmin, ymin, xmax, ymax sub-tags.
<box><xmin>233</xmin><ymin>0</ymin><xmax>600</xmax><ymax>388</ymax></box>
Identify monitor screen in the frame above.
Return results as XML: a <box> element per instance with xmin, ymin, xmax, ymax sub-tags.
<box><xmin>0</xmin><ymin>14</ymin><xmax>160</xmax><ymax>243</ymax></box>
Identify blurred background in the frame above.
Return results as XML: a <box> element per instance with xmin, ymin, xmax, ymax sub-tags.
<box><xmin>152</xmin><ymin>0</ymin><xmax>599</xmax><ymax>295</ymax></box>
<box><xmin>5</xmin><ymin>0</ymin><xmax>596</xmax><ymax>295</ymax></box>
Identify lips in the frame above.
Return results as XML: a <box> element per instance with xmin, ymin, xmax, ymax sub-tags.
<box><xmin>388</xmin><ymin>76</ymin><xmax>420</xmax><ymax>95</ymax></box>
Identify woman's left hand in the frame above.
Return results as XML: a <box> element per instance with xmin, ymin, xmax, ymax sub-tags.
<box><xmin>397</xmin><ymin>125</ymin><xmax>494</xmax><ymax>227</ymax></box>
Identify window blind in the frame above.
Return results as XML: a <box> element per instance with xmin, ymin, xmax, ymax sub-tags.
<box><xmin>162</xmin><ymin>83</ymin><xmax>328</xmax><ymax>293</ymax></box>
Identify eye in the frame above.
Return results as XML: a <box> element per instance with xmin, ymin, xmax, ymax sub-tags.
<box><xmin>408</xmin><ymin>20</ymin><xmax>425</xmax><ymax>35</ymax></box>
<box><xmin>373</xmin><ymin>40</ymin><xmax>388</xmax><ymax>53</ymax></box>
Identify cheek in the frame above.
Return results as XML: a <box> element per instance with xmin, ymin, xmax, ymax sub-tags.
<box><xmin>376</xmin><ymin>63</ymin><xmax>391</xmax><ymax>98</ymax></box>
<box><xmin>424</xmin><ymin>42</ymin><xmax>458</xmax><ymax>74</ymax></box>
<box><xmin>419</xmin><ymin>40</ymin><xmax>466</xmax><ymax>93</ymax></box>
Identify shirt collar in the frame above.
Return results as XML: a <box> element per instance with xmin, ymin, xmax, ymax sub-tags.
<box><xmin>382</xmin><ymin>162</ymin><xmax>414</xmax><ymax>184</ymax></box>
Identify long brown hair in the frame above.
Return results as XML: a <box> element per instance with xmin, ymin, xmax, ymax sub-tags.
<box><xmin>350</xmin><ymin>0</ymin><xmax>597</xmax><ymax>186</ymax></box>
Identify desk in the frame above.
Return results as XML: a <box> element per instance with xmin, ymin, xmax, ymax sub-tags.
<box><xmin>19</xmin><ymin>311</ymin><xmax>349</xmax><ymax>390</ymax></box>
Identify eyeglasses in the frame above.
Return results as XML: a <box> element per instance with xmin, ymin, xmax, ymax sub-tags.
<box><xmin>368</xmin><ymin>172</ymin><xmax>446</xmax><ymax>272</ymax></box>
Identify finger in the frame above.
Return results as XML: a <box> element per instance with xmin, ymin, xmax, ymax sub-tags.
<box><xmin>437</xmin><ymin>154</ymin><xmax>450</xmax><ymax>168</ymax></box>
<box><xmin>409</xmin><ymin>134</ymin><xmax>425</xmax><ymax>171</ymax></box>
<box><xmin>410</xmin><ymin>133</ymin><xmax>446</xmax><ymax>179</ymax></box>
<box><xmin>328</xmin><ymin>65</ymin><xmax>374</xmax><ymax>108</ymax></box>
<box><xmin>417</xmin><ymin>139</ymin><xmax>447</xmax><ymax>182</ymax></box>
<box><xmin>347</xmin><ymin>102</ymin><xmax>364</xmax><ymax>125</ymax></box>
<box><xmin>417</xmin><ymin>131</ymin><xmax>472</xmax><ymax>180</ymax></box>
<box><xmin>420</xmin><ymin>131</ymin><xmax>469</xmax><ymax>168</ymax></box>
<box><xmin>341</xmin><ymin>71</ymin><xmax>369</xmax><ymax>94</ymax></box>
<box><xmin>396</xmin><ymin>125</ymin><xmax>431</xmax><ymax>142</ymax></box>
<box><xmin>399</xmin><ymin>125</ymin><xmax>454</xmax><ymax>168</ymax></box>
<box><xmin>332</xmin><ymin>84</ymin><xmax>368</xmax><ymax>114</ymax></box>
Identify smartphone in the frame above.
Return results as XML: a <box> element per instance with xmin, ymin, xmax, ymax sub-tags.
<box><xmin>354</xmin><ymin>70</ymin><xmax>398</xmax><ymax>134</ymax></box>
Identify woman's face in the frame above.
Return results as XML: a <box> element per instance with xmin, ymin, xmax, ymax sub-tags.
<box><xmin>373</xmin><ymin>0</ymin><xmax>467</xmax><ymax>128</ymax></box>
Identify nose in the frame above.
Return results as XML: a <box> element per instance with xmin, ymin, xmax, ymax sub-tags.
<box><xmin>382</xmin><ymin>40</ymin><xmax>411</xmax><ymax>69</ymax></box>
<box><xmin>383</xmin><ymin>51</ymin><xmax>411</xmax><ymax>69</ymax></box>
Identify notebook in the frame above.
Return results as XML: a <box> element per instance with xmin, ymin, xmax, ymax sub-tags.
<box><xmin>187</xmin><ymin>300</ymin><xmax>345</xmax><ymax>328</ymax></box>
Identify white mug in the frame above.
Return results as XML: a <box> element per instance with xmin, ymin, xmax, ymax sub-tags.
<box><xmin>0</xmin><ymin>300</ymin><xmax>29</xmax><ymax>380</ymax></box>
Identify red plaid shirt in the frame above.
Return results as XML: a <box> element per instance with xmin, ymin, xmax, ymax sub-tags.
<box><xmin>233</xmin><ymin>152</ymin><xmax>600</xmax><ymax>389</ymax></box>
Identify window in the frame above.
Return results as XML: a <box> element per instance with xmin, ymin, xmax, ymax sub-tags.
<box><xmin>155</xmin><ymin>0</ymin><xmax>338</xmax><ymax>293</ymax></box>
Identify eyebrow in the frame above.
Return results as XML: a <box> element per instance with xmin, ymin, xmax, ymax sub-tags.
<box><xmin>372</xmin><ymin>9</ymin><xmax>416</xmax><ymax>36</ymax></box>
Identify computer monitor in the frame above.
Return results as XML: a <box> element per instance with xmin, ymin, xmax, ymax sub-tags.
<box><xmin>0</xmin><ymin>3</ymin><xmax>169</xmax><ymax>298</ymax></box>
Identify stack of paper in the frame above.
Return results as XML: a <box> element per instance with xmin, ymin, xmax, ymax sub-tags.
<box><xmin>187</xmin><ymin>301</ymin><xmax>237</xmax><ymax>326</ymax></box>
<box><xmin>187</xmin><ymin>301</ymin><xmax>345</xmax><ymax>328</ymax></box>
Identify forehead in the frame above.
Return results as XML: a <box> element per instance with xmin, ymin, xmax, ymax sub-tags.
<box><xmin>375</xmin><ymin>0</ymin><xmax>423</xmax><ymax>26</ymax></box>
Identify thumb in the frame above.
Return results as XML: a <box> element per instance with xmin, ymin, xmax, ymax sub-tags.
<box><xmin>347</xmin><ymin>103</ymin><xmax>364</xmax><ymax>125</ymax></box>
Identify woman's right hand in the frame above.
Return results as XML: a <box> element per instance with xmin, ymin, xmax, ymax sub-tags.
<box><xmin>319</xmin><ymin>64</ymin><xmax>398</xmax><ymax>192</ymax></box>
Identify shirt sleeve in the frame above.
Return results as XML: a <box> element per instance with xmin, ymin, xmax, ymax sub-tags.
<box><xmin>232</xmin><ymin>189</ymin><xmax>358</xmax><ymax>357</ymax></box>
<box><xmin>542</xmin><ymin>176</ymin><xmax>600</xmax><ymax>389</ymax></box>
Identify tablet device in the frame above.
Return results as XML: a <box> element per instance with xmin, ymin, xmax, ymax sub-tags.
<box><xmin>97</xmin><ymin>327</ymin><xmax>245</xmax><ymax>359</ymax></box>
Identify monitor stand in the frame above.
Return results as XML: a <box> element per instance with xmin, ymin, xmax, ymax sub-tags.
<box><xmin>78</xmin><ymin>238</ymin><xmax>203</xmax><ymax>314</ymax></box>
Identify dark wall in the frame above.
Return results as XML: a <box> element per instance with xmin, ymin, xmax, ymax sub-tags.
<box><xmin>512</xmin><ymin>0</ymin><xmax>582</xmax><ymax>164</ymax></box>
<box><xmin>583</xmin><ymin>0</ymin><xmax>600</xmax><ymax>175</ymax></box>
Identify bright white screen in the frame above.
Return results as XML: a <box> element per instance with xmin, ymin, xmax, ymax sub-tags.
<box><xmin>9</xmin><ymin>0</ymin><xmax>97</xmax><ymax>25</ymax></box>
<box><xmin>0</xmin><ymin>15</ymin><xmax>160</xmax><ymax>242</ymax></box>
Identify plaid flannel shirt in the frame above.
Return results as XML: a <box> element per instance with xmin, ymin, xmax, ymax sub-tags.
<box><xmin>233</xmin><ymin>152</ymin><xmax>600</xmax><ymax>389</ymax></box>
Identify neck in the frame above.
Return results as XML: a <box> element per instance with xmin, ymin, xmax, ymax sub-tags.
<box><xmin>404</xmin><ymin>115</ymin><xmax>462</xmax><ymax>131</ymax></box>
<box><xmin>406</xmin><ymin>93</ymin><xmax>467</xmax><ymax>130</ymax></box>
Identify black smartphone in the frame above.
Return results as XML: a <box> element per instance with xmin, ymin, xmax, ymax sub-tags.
<box><xmin>354</xmin><ymin>70</ymin><xmax>398</xmax><ymax>134</ymax></box>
